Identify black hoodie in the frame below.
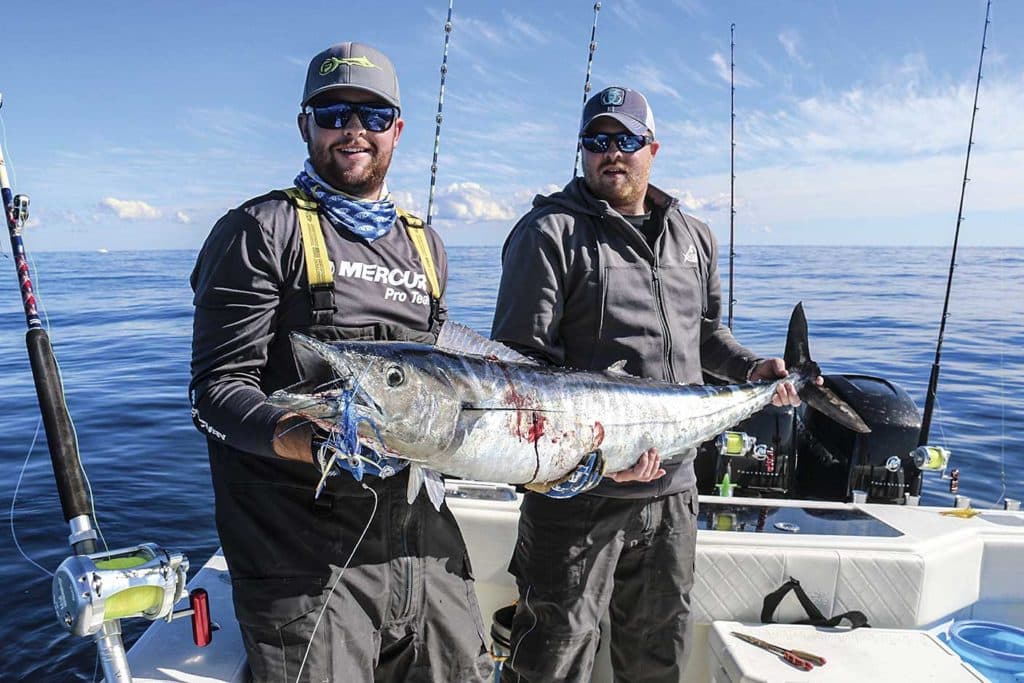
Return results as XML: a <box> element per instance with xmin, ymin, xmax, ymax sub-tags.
<box><xmin>492</xmin><ymin>178</ymin><xmax>760</xmax><ymax>497</ymax></box>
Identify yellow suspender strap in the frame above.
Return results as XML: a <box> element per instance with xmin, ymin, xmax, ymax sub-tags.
<box><xmin>397</xmin><ymin>208</ymin><xmax>441</xmax><ymax>300</ymax></box>
<box><xmin>283</xmin><ymin>187</ymin><xmax>332</xmax><ymax>288</ymax></box>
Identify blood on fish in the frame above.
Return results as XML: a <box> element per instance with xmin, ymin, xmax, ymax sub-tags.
<box><xmin>500</xmin><ymin>365</ymin><xmax>541</xmax><ymax>441</ymax></box>
<box><xmin>591</xmin><ymin>421</ymin><xmax>605</xmax><ymax>450</ymax></box>
<box><xmin>527</xmin><ymin>412</ymin><xmax>546</xmax><ymax>443</ymax></box>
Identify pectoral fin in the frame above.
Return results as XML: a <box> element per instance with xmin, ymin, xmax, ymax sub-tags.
<box><xmin>407</xmin><ymin>464</ymin><xmax>447</xmax><ymax>511</ymax></box>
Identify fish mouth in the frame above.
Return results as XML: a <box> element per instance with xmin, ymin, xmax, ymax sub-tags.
<box><xmin>288</xmin><ymin>333</ymin><xmax>387</xmax><ymax>422</ymax></box>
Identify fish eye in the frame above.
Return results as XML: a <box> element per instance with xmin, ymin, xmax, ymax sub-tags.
<box><xmin>385</xmin><ymin>366</ymin><xmax>405</xmax><ymax>387</ymax></box>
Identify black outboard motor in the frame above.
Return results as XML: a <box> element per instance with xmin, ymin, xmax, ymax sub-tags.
<box><xmin>797</xmin><ymin>374</ymin><xmax>922</xmax><ymax>504</ymax></box>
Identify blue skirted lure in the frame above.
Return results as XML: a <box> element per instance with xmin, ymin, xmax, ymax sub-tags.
<box><xmin>313</xmin><ymin>387</ymin><xmax>406</xmax><ymax>497</ymax></box>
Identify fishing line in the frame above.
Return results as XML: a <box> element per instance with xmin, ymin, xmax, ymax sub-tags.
<box><xmin>572</xmin><ymin>2</ymin><xmax>602</xmax><ymax>178</ymax></box>
<box><xmin>9</xmin><ymin>421</ymin><xmax>55</xmax><ymax>577</ymax></box>
<box><xmin>0</xmin><ymin>110</ymin><xmax>16</xmax><ymax>189</ymax></box>
<box><xmin>507</xmin><ymin>585</ymin><xmax>537</xmax><ymax>681</ymax></box>
<box><xmin>294</xmin><ymin>482</ymin><xmax>378</xmax><ymax>683</ymax></box>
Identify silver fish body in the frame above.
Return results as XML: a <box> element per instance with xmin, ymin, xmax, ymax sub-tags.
<box><xmin>268</xmin><ymin>305</ymin><xmax>868</xmax><ymax>485</ymax></box>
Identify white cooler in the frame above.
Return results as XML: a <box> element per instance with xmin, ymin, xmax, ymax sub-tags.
<box><xmin>708</xmin><ymin>621</ymin><xmax>987</xmax><ymax>682</ymax></box>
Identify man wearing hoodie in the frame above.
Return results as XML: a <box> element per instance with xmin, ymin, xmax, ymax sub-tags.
<box><xmin>491</xmin><ymin>86</ymin><xmax>800</xmax><ymax>682</ymax></box>
<box><xmin>190</xmin><ymin>42</ymin><xmax>491</xmax><ymax>682</ymax></box>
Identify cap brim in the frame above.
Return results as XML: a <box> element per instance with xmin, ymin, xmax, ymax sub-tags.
<box><xmin>580</xmin><ymin>112</ymin><xmax>649</xmax><ymax>137</ymax></box>
<box><xmin>302</xmin><ymin>84</ymin><xmax>401</xmax><ymax>109</ymax></box>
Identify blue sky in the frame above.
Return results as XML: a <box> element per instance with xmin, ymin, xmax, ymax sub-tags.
<box><xmin>1</xmin><ymin>0</ymin><xmax>1020</xmax><ymax>250</ymax></box>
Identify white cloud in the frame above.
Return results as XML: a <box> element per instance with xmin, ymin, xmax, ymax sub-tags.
<box><xmin>624</xmin><ymin>62</ymin><xmax>682</xmax><ymax>100</ymax></box>
<box><xmin>175</xmin><ymin>211</ymin><xmax>192</xmax><ymax>224</ymax></box>
<box><xmin>740</xmin><ymin>75</ymin><xmax>1024</xmax><ymax>161</ymax></box>
<box><xmin>676</xmin><ymin>190</ymin><xmax>730</xmax><ymax>212</ymax></box>
<box><xmin>652</xmin><ymin>64</ymin><xmax>1024</xmax><ymax>245</ymax></box>
<box><xmin>435</xmin><ymin>182</ymin><xmax>516</xmax><ymax>221</ymax></box>
<box><xmin>778</xmin><ymin>30</ymin><xmax>810</xmax><ymax>67</ymax></box>
<box><xmin>502</xmin><ymin>12</ymin><xmax>549</xmax><ymax>43</ymax></box>
<box><xmin>455</xmin><ymin>16</ymin><xmax>503</xmax><ymax>44</ymax></box>
<box><xmin>710</xmin><ymin>52</ymin><xmax>759</xmax><ymax>88</ymax></box>
<box><xmin>390</xmin><ymin>190</ymin><xmax>425</xmax><ymax>217</ymax></box>
<box><xmin>672</xmin><ymin>0</ymin><xmax>707</xmax><ymax>16</ymax></box>
<box><xmin>610</xmin><ymin>0</ymin><xmax>647</xmax><ymax>31</ymax></box>
<box><xmin>99</xmin><ymin>198</ymin><xmax>161</xmax><ymax>220</ymax></box>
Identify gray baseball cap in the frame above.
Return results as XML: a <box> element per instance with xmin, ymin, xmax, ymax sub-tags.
<box><xmin>580</xmin><ymin>86</ymin><xmax>655</xmax><ymax>137</ymax></box>
<box><xmin>301</xmin><ymin>42</ymin><xmax>401</xmax><ymax>109</ymax></box>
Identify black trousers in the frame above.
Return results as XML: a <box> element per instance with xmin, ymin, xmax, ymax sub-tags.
<box><xmin>501</xmin><ymin>489</ymin><xmax>698</xmax><ymax>683</ymax></box>
<box><xmin>212</xmin><ymin>456</ymin><xmax>493</xmax><ymax>683</ymax></box>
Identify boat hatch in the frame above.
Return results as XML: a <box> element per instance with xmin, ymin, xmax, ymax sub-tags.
<box><xmin>978</xmin><ymin>513</ymin><xmax>1024</xmax><ymax>528</ymax></box>
<box><xmin>700</xmin><ymin>502</ymin><xmax>903</xmax><ymax>537</ymax></box>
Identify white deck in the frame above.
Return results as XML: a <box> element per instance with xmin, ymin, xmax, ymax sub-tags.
<box><xmin>127</xmin><ymin>488</ymin><xmax>1024</xmax><ymax>682</ymax></box>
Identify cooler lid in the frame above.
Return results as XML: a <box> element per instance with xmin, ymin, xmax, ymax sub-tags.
<box><xmin>708</xmin><ymin>621</ymin><xmax>986</xmax><ymax>682</ymax></box>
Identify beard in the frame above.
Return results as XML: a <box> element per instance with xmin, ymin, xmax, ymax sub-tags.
<box><xmin>583</xmin><ymin>159</ymin><xmax>649</xmax><ymax>209</ymax></box>
<box><xmin>308</xmin><ymin>140</ymin><xmax>393</xmax><ymax>198</ymax></box>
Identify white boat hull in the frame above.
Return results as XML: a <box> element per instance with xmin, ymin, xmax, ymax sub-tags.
<box><xmin>128</xmin><ymin>483</ymin><xmax>1024</xmax><ymax>682</ymax></box>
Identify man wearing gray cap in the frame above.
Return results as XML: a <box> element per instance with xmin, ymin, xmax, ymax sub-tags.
<box><xmin>190</xmin><ymin>42</ymin><xmax>492</xmax><ymax>682</ymax></box>
<box><xmin>491</xmin><ymin>86</ymin><xmax>797</xmax><ymax>682</ymax></box>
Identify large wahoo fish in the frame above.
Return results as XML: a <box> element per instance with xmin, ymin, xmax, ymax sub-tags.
<box><xmin>269</xmin><ymin>303</ymin><xmax>869</xmax><ymax>491</ymax></box>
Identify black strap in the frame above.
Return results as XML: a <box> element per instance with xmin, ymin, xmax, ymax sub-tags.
<box><xmin>309</xmin><ymin>284</ymin><xmax>336</xmax><ymax>325</ymax></box>
<box><xmin>761</xmin><ymin>577</ymin><xmax>870</xmax><ymax>629</ymax></box>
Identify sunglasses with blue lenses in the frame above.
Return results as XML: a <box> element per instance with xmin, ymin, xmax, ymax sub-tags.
<box><xmin>306</xmin><ymin>102</ymin><xmax>399</xmax><ymax>132</ymax></box>
<box><xmin>579</xmin><ymin>132</ymin><xmax>653</xmax><ymax>154</ymax></box>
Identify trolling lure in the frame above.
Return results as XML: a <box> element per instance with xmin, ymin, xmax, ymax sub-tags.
<box><xmin>312</xmin><ymin>386</ymin><xmax>395</xmax><ymax>497</ymax></box>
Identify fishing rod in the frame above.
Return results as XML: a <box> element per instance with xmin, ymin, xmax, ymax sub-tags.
<box><xmin>1</xmin><ymin>96</ymin><xmax>202</xmax><ymax>682</ymax></box>
<box><xmin>918</xmin><ymin>0</ymin><xmax>991</xmax><ymax>448</ymax></box>
<box><xmin>727</xmin><ymin>23</ymin><xmax>736</xmax><ymax>330</ymax></box>
<box><xmin>425</xmin><ymin>0</ymin><xmax>454</xmax><ymax>229</ymax></box>
<box><xmin>1</xmin><ymin>93</ymin><xmax>94</xmax><ymax>551</ymax></box>
<box><xmin>572</xmin><ymin>1</ymin><xmax>602</xmax><ymax>178</ymax></box>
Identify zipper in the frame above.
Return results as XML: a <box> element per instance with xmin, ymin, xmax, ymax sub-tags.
<box><xmin>651</xmin><ymin>260</ymin><xmax>676</xmax><ymax>383</ymax></box>
<box><xmin>399</xmin><ymin>503</ymin><xmax>416</xmax><ymax>618</ymax></box>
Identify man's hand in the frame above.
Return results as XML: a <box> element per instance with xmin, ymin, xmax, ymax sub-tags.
<box><xmin>272</xmin><ymin>415</ymin><xmax>315</xmax><ymax>463</ymax></box>
<box><xmin>749</xmin><ymin>358</ymin><xmax>823</xmax><ymax>407</ymax></box>
<box><xmin>606</xmin><ymin>447</ymin><xmax>666</xmax><ymax>483</ymax></box>
<box><xmin>527</xmin><ymin>450</ymin><xmax>605</xmax><ymax>499</ymax></box>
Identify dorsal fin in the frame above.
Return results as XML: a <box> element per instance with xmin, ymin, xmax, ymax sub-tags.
<box><xmin>604</xmin><ymin>360</ymin><xmax>630</xmax><ymax>376</ymax></box>
<box><xmin>435</xmin><ymin>322</ymin><xmax>539</xmax><ymax>365</ymax></box>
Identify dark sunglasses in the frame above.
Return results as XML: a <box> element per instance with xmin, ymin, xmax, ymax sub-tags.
<box><xmin>305</xmin><ymin>102</ymin><xmax>399</xmax><ymax>132</ymax></box>
<box><xmin>579</xmin><ymin>132</ymin><xmax>653</xmax><ymax>154</ymax></box>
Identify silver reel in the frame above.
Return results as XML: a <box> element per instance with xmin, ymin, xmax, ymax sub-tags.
<box><xmin>52</xmin><ymin>542</ymin><xmax>188</xmax><ymax>637</ymax></box>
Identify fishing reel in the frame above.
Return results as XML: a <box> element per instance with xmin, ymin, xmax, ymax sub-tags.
<box><xmin>716</xmin><ymin>430</ymin><xmax>768</xmax><ymax>459</ymax></box>
<box><xmin>910</xmin><ymin>444</ymin><xmax>962</xmax><ymax>495</ymax></box>
<box><xmin>12</xmin><ymin>194</ymin><xmax>29</xmax><ymax>229</ymax></box>
<box><xmin>52</xmin><ymin>543</ymin><xmax>207</xmax><ymax>640</ymax></box>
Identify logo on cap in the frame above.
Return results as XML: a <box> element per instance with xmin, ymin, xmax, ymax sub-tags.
<box><xmin>319</xmin><ymin>56</ymin><xmax>380</xmax><ymax>76</ymax></box>
<box><xmin>601</xmin><ymin>88</ymin><xmax>625</xmax><ymax>106</ymax></box>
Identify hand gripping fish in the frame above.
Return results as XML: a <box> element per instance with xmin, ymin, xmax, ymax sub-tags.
<box><xmin>268</xmin><ymin>303</ymin><xmax>868</xmax><ymax>507</ymax></box>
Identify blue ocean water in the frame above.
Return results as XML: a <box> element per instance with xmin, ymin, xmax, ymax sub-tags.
<box><xmin>0</xmin><ymin>245</ymin><xmax>1021</xmax><ymax>680</ymax></box>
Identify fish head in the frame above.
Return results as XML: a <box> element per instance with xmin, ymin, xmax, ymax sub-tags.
<box><xmin>288</xmin><ymin>333</ymin><xmax>463</xmax><ymax>457</ymax></box>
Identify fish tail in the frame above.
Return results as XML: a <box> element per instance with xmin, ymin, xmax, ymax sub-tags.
<box><xmin>784</xmin><ymin>303</ymin><xmax>871</xmax><ymax>434</ymax></box>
